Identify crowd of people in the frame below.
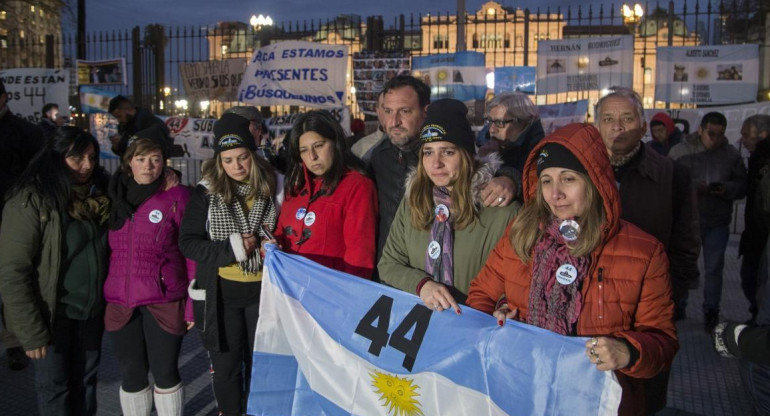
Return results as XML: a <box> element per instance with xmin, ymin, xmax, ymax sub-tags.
<box><xmin>1</xmin><ymin>72</ymin><xmax>770</xmax><ymax>416</ymax></box>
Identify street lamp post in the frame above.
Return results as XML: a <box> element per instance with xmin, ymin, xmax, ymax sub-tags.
<box><xmin>622</xmin><ymin>3</ymin><xmax>644</xmax><ymax>30</ymax></box>
<box><xmin>250</xmin><ymin>14</ymin><xmax>274</xmax><ymax>50</ymax></box>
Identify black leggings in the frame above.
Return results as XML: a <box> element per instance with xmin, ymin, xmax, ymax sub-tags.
<box><xmin>109</xmin><ymin>306</ymin><xmax>183</xmax><ymax>392</ymax></box>
<box><xmin>210</xmin><ymin>301</ymin><xmax>260</xmax><ymax>416</ymax></box>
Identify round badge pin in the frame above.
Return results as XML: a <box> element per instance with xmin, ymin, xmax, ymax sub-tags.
<box><xmin>427</xmin><ymin>240</ymin><xmax>441</xmax><ymax>260</ymax></box>
<box><xmin>295</xmin><ymin>207</ymin><xmax>307</xmax><ymax>220</ymax></box>
<box><xmin>303</xmin><ymin>212</ymin><xmax>316</xmax><ymax>227</ymax></box>
<box><xmin>434</xmin><ymin>204</ymin><xmax>450</xmax><ymax>222</ymax></box>
<box><xmin>149</xmin><ymin>209</ymin><xmax>163</xmax><ymax>224</ymax></box>
<box><xmin>559</xmin><ymin>219</ymin><xmax>580</xmax><ymax>242</ymax></box>
<box><xmin>555</xmin><ymin>263</ymin><xmax>578</xmax><ymax>285</ymax></box>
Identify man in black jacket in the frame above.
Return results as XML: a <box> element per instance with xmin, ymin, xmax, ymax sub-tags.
<box><xmin>108</xmin><ymin>95</ymin><xmax>171</xmax><ymax>157</ymax></box>
<box><xmin>739</xmin><ymin>114</ymin><xmax>770</xmax><ymax>323</ymax></box>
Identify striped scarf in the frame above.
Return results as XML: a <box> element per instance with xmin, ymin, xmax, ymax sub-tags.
<box><xmin>526</xmin><ymin>219</ymin><xmax>591</xmax><ymax>335</ymax></box>
<box><xmin>207</xmin><ymin>181</ymin><xmax>276</xmax><ymax>274</ymax></box>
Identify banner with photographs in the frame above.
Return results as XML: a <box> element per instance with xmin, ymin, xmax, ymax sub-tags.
<box><xmin>494</xmin><ymin>67</ymin><xmax>535</xmax><ymax>95</ymax></box>
<box><xmin>536</xmin><ymin>36</ymin><xmax>633</xmax><ymax>95</ymax></box>
<box><xmin>180</xmin><ymin>59</ymin><xmax>246</xmax><ymax>102</ymax></box>
<box><xmin>412</xmin><ymin>51</ymin><xmax>487</xmax><ymax>102</ymax></box>
<box><xmin>352</xmin><ymin>51</ymin><xmax>411</xmax><ymax>115</ymax></box>
<box><xmin>654</xmin><ymin>45</ymin><xmax>759</xmax><ymax>105</ymax></box>
<box><xmin>0</xmin><ymin>68</ymin><xmax>70</xmax><ymax>123</ymax></box>
<box><xmin>238</xmin><ymin>40</ymin><xmax>348</xmax><ymax>109</ymax></box>
<box><xmin>77</xmin><ymin>58</ymin><xmax>126</xmax><ymax>85</ymax></box>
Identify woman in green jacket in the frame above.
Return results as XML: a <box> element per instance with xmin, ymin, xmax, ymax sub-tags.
<box><xmin>378</xmin><ymin>99</ymin><xmax>519</xmax><ymax>312</ymax></box>
<box><xmin>0</xmin><ymin>127</ymin><xmax>110</xmax><ymax>416</ymax></box>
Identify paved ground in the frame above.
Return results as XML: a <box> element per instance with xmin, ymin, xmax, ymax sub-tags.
<box><xmin>0</xmin><ymin>231</ymin><xmax>758</xmax><ymax>415</ymax></box>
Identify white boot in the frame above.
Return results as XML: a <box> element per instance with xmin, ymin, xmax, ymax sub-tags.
<box><xmin>119</xmin><ymin>385</ymin><xmax>153</xmax><ymax>416</ymax></box>
<box><xmin>154</xmin><ymin>383</ymin><xmax>184</xmax><ymax>416</ymax></box>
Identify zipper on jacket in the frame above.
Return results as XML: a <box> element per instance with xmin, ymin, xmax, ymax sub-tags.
<box><xmin>155</xmin><ymin>201</ymin><xmax>178</xmax><ymax>242</ymax></box>
<box><xmin>597</xmin><ymin>267</ymin><xmax>604</xmax><ymax>320</ymax></box>
<box><xmin>125</xmin><ymin>213</ymin><xmax>135</xmax><ymax>304</ymax></box>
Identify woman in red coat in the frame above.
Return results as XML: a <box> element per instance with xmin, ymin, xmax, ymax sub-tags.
<box><xmin>276</xmin><ymin>111</ymin><xmax>377</xmax><ymax>278</ymax></box>
<box><xmin>467</xmin><ymin>123</ymin><xmax>678</xmax><ymax>415</ymax></box>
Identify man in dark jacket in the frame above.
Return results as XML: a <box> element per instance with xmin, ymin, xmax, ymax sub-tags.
<box><xmin>739</xmin><ymin>114</ymin><xmax>770</xmax><ymax>323</ymax></box>
<box><xmin>595</xmin><ymin>87</ymin><xmax>700</xmax><ymax>415</ymax></box>
<box><xmin>108</xmin><ymin>95</ymin><xmax>171</xmax><ymax>157</ymax></box>
<box><xmin>0</xmin><ymin>78</ymin><xmax>45</xmax><ymax>371</ymax></box>
<box><xmin>370</xmin><ymin>76</ymin><xmax>516</xmax><ymax>264</ymax></box>
<box><xmin>38</xmin><ymin>103</ymin><xmax>65</xmax><ymax>141</ymax></box>
<box><xmin>479</xmin><ymin>91</ymin><xmax>544</xmax><ymax>201</ymax></box>
<box><xmin>670</xmin><ymin>112</ymin><xmax>747</xmax><ymax>332</ymax></box>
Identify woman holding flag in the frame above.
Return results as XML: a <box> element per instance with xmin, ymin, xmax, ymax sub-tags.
<box><xmin>467</xmin><ymin>123</ymin><xmax>678</xmax><ymax>415</ymax></box>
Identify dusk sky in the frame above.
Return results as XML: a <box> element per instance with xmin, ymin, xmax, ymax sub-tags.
<box><xmin>83</xmin><ymin>0</ymin><xmax>583</xmax><ymax>32</ymax></box>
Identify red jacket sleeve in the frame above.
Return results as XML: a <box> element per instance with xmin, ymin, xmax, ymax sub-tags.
<box><xmin>467</xmin><ymin>222</ymin><xmax>515</xmax><ymax>314</ymax></box>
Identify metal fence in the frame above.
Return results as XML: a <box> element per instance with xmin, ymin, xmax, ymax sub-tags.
<box><xmin>1</xmin><ymin>0</ymin><xmax>767</xmax><ymax>120</ymax></box>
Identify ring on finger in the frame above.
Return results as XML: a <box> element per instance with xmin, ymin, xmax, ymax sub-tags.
<box><xmin>590</xmin><ymin>347</ymin><xmax>597</xmax><ymax>357</ymax></box>
<box><xmin>497</xmin><ymin>196</ymin><xmax>504</xmax><ymax>203</ymax></box>
<box><xmin>434</xmin><ymin>303</ymin><xmax>440</xmax><ymax>310</ymax></box>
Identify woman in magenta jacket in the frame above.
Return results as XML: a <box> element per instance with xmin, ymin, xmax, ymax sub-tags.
<box><xmin>103</xmin><ymin>125</ymin><xmax>193</xmax><ymax>416</ymax></box>
<box><xmin>276</xmin><ymin>110</ymin><xmax>378</xmax><ymax>278</ymax></box>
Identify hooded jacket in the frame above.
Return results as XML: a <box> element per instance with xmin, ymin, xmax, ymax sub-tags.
<box><xmin>275</xmin><ymin>167</ymin><xmax>377</xmax><ymax>279</ymax></box>
<box><xmin>467</xmin><ymin>123</ymin><xmax>678</xmax><ymax>416</ymax></box>
<box><xmin>378</xmin><ymin>155</ymin><xmax>519</xmax><ymax>302</ymax></box>
<box><xmin>648</xmin><ymin>112</ymin><xmax>682</xmax><ymax>156</ymax></box>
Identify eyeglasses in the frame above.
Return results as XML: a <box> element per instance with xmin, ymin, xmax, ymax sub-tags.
<box><xmin>484</xmin><ymin>118</ymin><xmax>516</xmax><ymax>128</ymax></box>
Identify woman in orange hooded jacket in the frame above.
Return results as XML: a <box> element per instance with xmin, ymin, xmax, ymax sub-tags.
<box><xmin>467</xmin><ymin>123</ymin><xmax>678</xmax><ymax>415</ymax></box>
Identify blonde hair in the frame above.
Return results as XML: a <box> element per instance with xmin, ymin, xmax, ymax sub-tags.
<box><xmin>201</xmin><ymin>150</ymin><xmax>276</xmax><ymax>204</ymax></box>
<box><xmin>510</xmin><ymin>171</ymin><xmax>605</xmax><ymax>262</ymax></box>
<box><xmin>408</xmin><ymin>146</ymin><xmax>477</xmax><ymax>231</ymax></box>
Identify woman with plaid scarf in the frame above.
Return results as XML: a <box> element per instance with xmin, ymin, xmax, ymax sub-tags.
<box><xmin>179</xmin><ymin>113</ymin><xmax>278</xmax><ymax>416</ymax></box>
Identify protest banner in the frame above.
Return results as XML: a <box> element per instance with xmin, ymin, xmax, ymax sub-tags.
<box><xmin>412</xmin><ymin>51</ymin><xmax>487</xmax><ymax>102</ymax></box>
<box><xmin>238</xmin><ymin>40</ymin><xmax>348</xmax><ymax>109</ymax></box>
<box><xmin>655</xmin><ymin>45</ymin><xmax>759</xmax><ymax>105</ymax></box>
<box><xmin>540</xmin><ymin>100</ymin><xmax>589</xmax><ymax>135</ymax></box>
<box><xmin>179</xmin><ymin>59</ymin><xmax>246</xmax><ymax>102</ymax></box>
<box><xmin>76</xmin><ymin>58</ymin><xmax>126</xmax><ymax>85</ymax></box>
<box><xmin>494</xmin><ymin>66</ymin><xmax>536</xmax><ymax>95</ymax></box>
<box><xmin>536</xmin><ymin>36</ymin><xmax>633</xmax><ymax>95</ymax></box>
<box><xmin>266</xmin><ymin>107</ymin><xmax>351</xmax><ymax>139</ymax></box>
<box><xmin>248</xmin><ymin>246</ymin><xmax>621</xmax><ymax>416</ymax></box>
<box><xmin>0</xmin><ymin>68</ymin><xmax>70</xmax><ymax>123</ymax></box>
<box><xmin>160</xmin><ymin>116</ymin><xmax>217</xmax><ymax>160</ymax></box>
<box><xmin>352</xmin><ymin>51</ymin><xmax>411</xmax><ymax>115</ymax></box>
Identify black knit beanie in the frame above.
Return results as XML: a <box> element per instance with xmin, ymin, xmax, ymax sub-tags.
<box><xmin>419</xmin><ymin>98</ymin><xmax>476</xmax><ymax>155</ymax></box>
<box><xmin>212</xmin><ymin>112</ymin><xmax>256</xmax><ymax>155</ymax></box>
<box><xmin>536</xmin><ymin>143</ymin><xmax>587</xmax><ymax>177</ymax></box>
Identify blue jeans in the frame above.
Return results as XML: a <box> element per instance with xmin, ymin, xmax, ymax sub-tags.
<box><xmin>701</xmin><ymin>224</ymin><xmax>730</xmax><ymax>313</ymax></box>
<box><xmin>33</xmin><ymin>314</ymin><xmax>103</xmax><ymax>416</ymax></box>
<box><xmin>741</xmin><ymin>361</ymin><xmax>770</xmax><ymax>415</ymax></box>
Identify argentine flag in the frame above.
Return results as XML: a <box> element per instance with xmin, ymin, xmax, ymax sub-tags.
<box><xmin>248</xmin><ymin>246</ymin><xmax>621</xmax><ymax>415</ymax></box>
<box><xmin>79</xmin><ymin>85</ymin><xmax>119</xmax><ymax>114</ymax></box>
<box><xmin>412</xmin><ymin>51</ymin><xmax>487</xmax><ymax>102</ymax></box>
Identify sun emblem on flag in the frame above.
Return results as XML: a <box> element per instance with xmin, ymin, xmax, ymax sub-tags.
<box><xmin>370</xmin><ymin>370</ymin><xmax>424</xmax><ymax>416</ymax></box>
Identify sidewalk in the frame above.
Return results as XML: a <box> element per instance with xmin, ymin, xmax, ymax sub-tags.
<box><xmin>0</xmin><ymin>233</ymin><xmax>757</xmax><ymax>415</ymax></box>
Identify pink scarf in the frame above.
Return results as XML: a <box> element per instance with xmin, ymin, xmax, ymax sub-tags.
<box><xmin>526</xmin><ymin>218</ymin><xmax>591</xmax><ymax>335</ymax></box>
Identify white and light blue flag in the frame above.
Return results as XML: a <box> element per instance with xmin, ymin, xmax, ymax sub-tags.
<box><xmin>248</xmin><ymin>247</ymin><xmax>621</xmax><ymax>416</ymax></box>
<box><xmin>655</xmin><ymin>44</ymin><xmax>759</xmax><ymax>105</ymax></box>
<box><xmin>536</xmin><ymin>36</ymin><xmax>633</xmax><ymax>95</ymax></box>
<box><xmin>79</xmin><ymin>85</ymin><xmax>119</xmax><ymax>114</ymax></box>
<box><xmin>412</xmin><ymin>51</ymin><xmax>487</xmax><ymax>101</ymax></box>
